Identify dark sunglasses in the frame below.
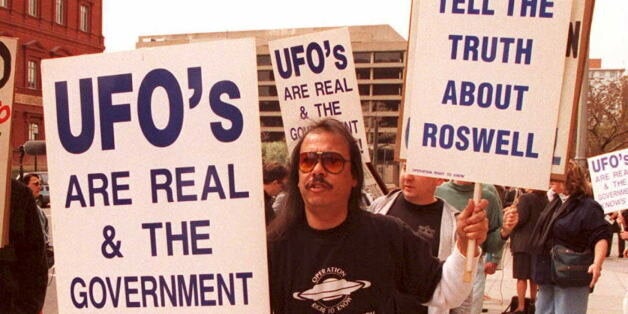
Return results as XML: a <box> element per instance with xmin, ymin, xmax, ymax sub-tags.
<box><xmin>299</xmin><ymin>151</ymin><xmax>350</xmax><ymax>174</ymax></box>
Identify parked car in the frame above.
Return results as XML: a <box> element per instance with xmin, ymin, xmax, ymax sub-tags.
<box><xmin>17</xmin><ymin>171</ymin><xmax>50</xmax><ymax>208</ymax></box>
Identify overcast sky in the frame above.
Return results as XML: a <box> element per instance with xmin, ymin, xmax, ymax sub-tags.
<box><xmin>103</xmin><ymin>0</ymin><xmax>627</xmax><ymax>68</ymax></box>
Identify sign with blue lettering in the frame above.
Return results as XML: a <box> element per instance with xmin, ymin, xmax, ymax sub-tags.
<box><xmin>405</xmin><ymin>0</ymin><xmax>572</xmax><ymax>190</ymax></box>
<box><xmin>587</xmin><ymin>148</ymin><xmax>628</xmax><ymax>213</ymax></box>
<box><xmin>41</xmin><ymin>40</ymin><xmax>269</xmax><ymax>312</ymax></box>
<box><xmin>269</xmin><ymin>28</ymin><xmax>370</xmax><ymax>162</ymax></box>
<box><xmin>0</xmin><ymin>36</ymin><xmax>16</xmax><ymax>246</ymax></box>
<box><xmin>552</xmin><ymin>0</ymin><xmax>594</xmax><ymax>179</ymax></box>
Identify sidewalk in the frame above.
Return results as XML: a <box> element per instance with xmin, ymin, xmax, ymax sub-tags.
<box><xmin>483</xmin><ymin>239</ymin><xmax>628</xmax><ymax>314</ymax></box>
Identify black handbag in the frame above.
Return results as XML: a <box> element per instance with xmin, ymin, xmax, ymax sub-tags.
<box><xmin>550</xmin><ymin>244</ymin><xmax>593</xmax><ymax>287</ymax></box>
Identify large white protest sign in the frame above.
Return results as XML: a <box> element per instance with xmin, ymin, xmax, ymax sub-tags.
<box><xmin>551</xmin><ymin>0</ymin><xmax>594</xmax><ymax>179</ymax></box>
<box><xmin>0</xmin><ymin>37</ymin><xmax>17</xmax><ymax>246</ymax></box>
<box><xmin>588</xmin><ymin>148</ymin><xmax>628</xmax><ymax>213</ymax></box>
<box><xmin>405</xmin><ymin>0</ymin><xmax>572</xmax><ymax>190</ymax></box>
<box><xmin>269</xmin><ymin>28</ymin><xmax>370</xmax><ymax>162</ymax></box>
<box><xmin>42</xmin><ymin>40</ymin><xmax>269</xmax><ymax>313</ymax></box>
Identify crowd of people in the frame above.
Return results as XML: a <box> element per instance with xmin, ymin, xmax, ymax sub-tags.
<box><xmin>263</xmin><ymin>118</ymin><xmax>622</xmax><ymax>314</ymax></box>
<box><xmin>2</xmin><ymin>117</ymin><xmax>624</xmax><ymax>313</ymax></box>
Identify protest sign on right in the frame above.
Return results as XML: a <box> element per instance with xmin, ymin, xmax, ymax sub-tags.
<box><xmin>551</xmin><ymin>0</ymin><xmax>595</xmax><ymax>180</ymax></box>
<box><xmin>588</xmin><ymin>148</ymin><xmax>628</xmax><ymax>214</ymax></box>
<box><xmin>404</xmin><ymin>0</ymin><xmax>573</xmax><ymax>190</ymax></box>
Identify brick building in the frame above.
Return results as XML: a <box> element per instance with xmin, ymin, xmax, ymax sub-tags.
<box><xmin>0</xmin><ymin>0</ymin><xmax>104</xmax><ymax>173</ymax></box>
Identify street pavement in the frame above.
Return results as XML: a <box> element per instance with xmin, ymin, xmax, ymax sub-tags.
<box><xmin>42</xmin><ymin>205</ymin><xmax>627</xmax><ymax>313</ymax></box>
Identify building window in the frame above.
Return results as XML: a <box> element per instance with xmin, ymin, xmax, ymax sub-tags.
<box><xmin>374</xmin><ymin>51</ymin><xmax>403</xmax><ymax>63</ymax></box>
<box><xmin>373</xmin><ymin>84</ymin><xmax>401</xmax><ymax>96</ymax></box>
<box><xmin>258</xmin><ymin>86</ymin><xmax>278</xmax><ymax>97</ymax></box>
<box><xmin>27</xmin><ymin>0</ymin><xmax>38</xmax><ymax>17</ymax></box>
<box><xmin>79</xmin><ymin>4</ymin><xmax>90</xmax><ymax>32</ymax></box>
<box><xmin>257</xmin><ymin>70</ymin><xmax>274</xmax><ymax>81</ymax></box>
<box><xmin>55</xmin><ymin>0</ymin><xmax>65</xmax><ymax>25</ymax></box>
<box><xmin>28</xmin><ymin>123</ymin><xmax>39</xmax><ymax>140</ymax></box>
<box><xmin>361</xmin><ymin>101</ymin><xmax>371</xmax><ymax>114</ymax></box>
<box><xmin>260</xmin><ymin>116</ymin><xmax>283</xmax><ymax>127</ymax></box>
<box><xmin>358</xmin><ymin>84</ymin><xmax>370</xmax><ymax>96</ymax></box>
<box><xmin>375</xmin><ymin>100</ymin><xmax>400</xmax><ymax>112</ymax></box>
<box><xmin>379</xmin><ymin>117</ymin><xmax>399</xmax><ymax>127</ymax></box>
<box><xmin>27</xmin><ymin>60</ymin><xmax>38</xmax><ymax>89</ymax></box>
<box><xmin>356</xmin><ymin>68</ymin><xmax>371</xmax><ymax>80</ymax></box>
<box><xmin>257</xmin><ymin>55</ymin><xmax>271</xmax><ymax>66</ymax></box>
<box><xmin>259</xmin><ymin>101</ymin><xmax>280</xmax><ymax>112</ymax></box>
<box><xmin>0</xmin><ymin>0</ymin><xmax>8</xmax><ymax>9</ymax></box>
<box><xmin>373</xmin><ymin>68</ymin><xmax>403</xmax><ymax>79</ymax></box>
<box><xmin>354</xmin><ymin>52</ymin><xmax>371</xmax><ymax>63</ymax></box>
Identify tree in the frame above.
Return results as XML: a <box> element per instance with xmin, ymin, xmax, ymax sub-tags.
<box><xmin>262</xmin><ymin>141</ymin><xmax>288</xmax><ymax>165</ymax></box>
<box><xmin>586</xmin><ymin>75</ymin><xmax>628</xmax><ymax>156</ymax></box>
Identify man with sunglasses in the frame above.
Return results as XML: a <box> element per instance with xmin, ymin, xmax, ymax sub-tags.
<box><xmin>267</xmin><ymin>118</ymin><xmax>489</xmax><ymax>313</ymax></box>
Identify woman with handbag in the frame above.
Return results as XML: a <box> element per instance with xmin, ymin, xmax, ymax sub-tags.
<box><xmin>528</xmin><ymin>161</ymin><xmax>611</xmax><ymax>314</ymax></box>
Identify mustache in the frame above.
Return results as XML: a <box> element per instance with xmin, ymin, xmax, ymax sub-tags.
<box><xmin>305</xmin><ymin>174</ymin><xmax>333</xmax><ymax>189</ymax></box>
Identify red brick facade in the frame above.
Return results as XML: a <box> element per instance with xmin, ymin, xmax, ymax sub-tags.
<box><xmin>0</xmin><ymin>0</ymin><xmax>103</xmax><ymax>173</ymax></box>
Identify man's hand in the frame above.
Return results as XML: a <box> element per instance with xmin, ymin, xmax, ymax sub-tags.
<box><xmin>501</xmin><ymin>206</ymin><xmax>519</xmax><ymax>238</ymax></box>
<box><xmin>617</xmin><ymin>212</ymin><xmax>624</xmax><ymax>225</ymax></box>
<box><xmin>484</xmin><ymin>262</ymin><xmax>498</xmax><ymax>275</ymax></box>
<box><xmin>456</xmin><ymin>199</ymin><xmax>489</xmax><ymax>257</ymax></box>
<box><xmin>588</xmin><ymin>263</ymin><xmax>602</xmax><ymax>288</ymax></box>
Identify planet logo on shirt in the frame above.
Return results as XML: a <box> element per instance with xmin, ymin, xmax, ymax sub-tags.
<box><xmin>416</xmin><ymin>224</ymin><xmax>436</xmax><ymax>241</ymax></box>
<box><xmin>293</xmin><ymin>267</ymin><xmax>371</xmax><ymax>313</ymax></box>
<box><xmin>293</xmin><ymin>278</ymin><xmax>371</xmax><ymax>301</ymax></box>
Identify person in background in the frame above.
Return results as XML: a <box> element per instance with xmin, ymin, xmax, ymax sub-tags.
<box><xmin>21</xmin><ymin>174</ymin><xmax>50</xmax><ymax>249</ymax></box>
<box><xmin>546</xmin><ymin>180</ymin><xmax>562</xmax><ymax>202</ymax></box>
<box><xmin>262</xmin><ymin>162</ymin><xmax>288</xmax><ymax>226</ymax></box>
<box><xmin>506</xmin><ymin>189</ymin><xmax>547</xmax><ymax>314</ymax></box>
<box><xmin>617</xmin><ymin>210</ymin><xmax>628</xmax><ymax>257</ymax></box>
<box><xmin>605</xmin><ymin>211</ymin><xmax>624</xmax><ymax>258</ymax></box>
<box><xmin>436</xmin><ymin>180</ymin><xmax>515</xmax><ymax>314</ymax></box>
<box><xmin>618</xmin><ymin>210</ymin><xmax>628</xmax><ymax>314</ymax></box>
<box><xmin>0</xmin><ymin>179</ymin><xmax>48</xmax><ymax>313</ymax></box>
<box><xmin>494</xmin><ymin>185</ymin><xmax>507</xmax><ymax>208</ymax></box>
<box><xmin>22</xmin><ymin>174</ymin><xmax>54</xmax><ymax>270</ymax></box>
<box><xmin>529</xmin><ymin>161</ymin><xmax>611</xmax><ymax>314</ymax></box>
<box><xmin>369</xmin><ymin>164</ymin><xmax>470</xmax><ymax>313</ymax></box>
<box><xmin>267</xmin><ymin>118</ymin><xmax>488</xmax><ymax>313</ymax></box>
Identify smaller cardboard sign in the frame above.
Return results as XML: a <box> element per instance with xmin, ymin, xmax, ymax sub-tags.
<box><xmin>269</xmin><ymin>27</ymin><xmax>370</xmax><ymax>162</ymax></box>
<box><xmin>588</xmin><ymin>148</ymin><xmax>628</xmax><ymax>213</ymax></box>
<box><xmin>0</xmin><ymin>37</ymin><xmax>17</xmax><ymax>247</ymax></box>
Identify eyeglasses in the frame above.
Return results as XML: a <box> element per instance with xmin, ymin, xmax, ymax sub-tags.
<box><xmin>299</xmin><ymin>151</ymin><xmax>350</xmax><ymax>174</ymax></box>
